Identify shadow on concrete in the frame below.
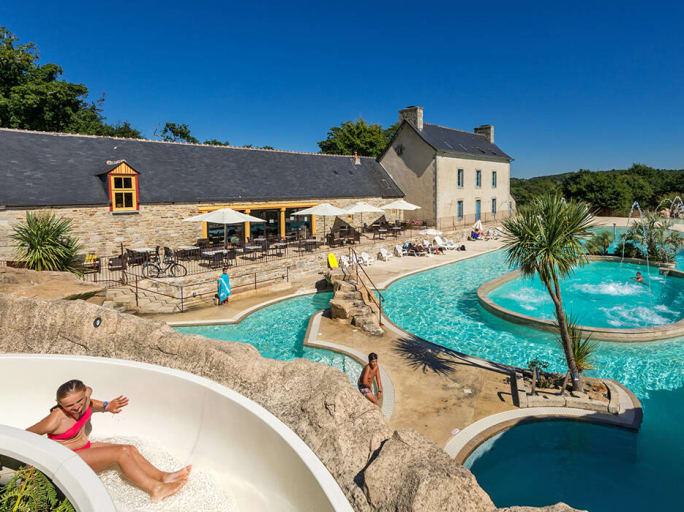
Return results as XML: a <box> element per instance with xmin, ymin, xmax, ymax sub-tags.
<box><xmin>392</xmin><ymin>336</ymin><xmax>460</xmax><ymax>376</ymax></box>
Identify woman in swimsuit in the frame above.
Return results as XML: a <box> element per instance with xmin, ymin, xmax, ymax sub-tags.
<box><xmin>27</xmin><ymin>379</ymin><xmax>191</xmax><ymax>503</ymax></box>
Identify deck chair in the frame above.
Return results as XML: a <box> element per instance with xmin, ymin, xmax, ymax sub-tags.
<box><xmin>434</xmin><ymin>235</ymin><xmax>456</xmax><ymax>250</ymax></box>
<box><xmin>394</xmin><ymin>244</ymin><xmax>407</xmax><ymax>257</ymax></box>
<box><xmin>360</xmin><ymin>252</ymin><xmax>375</xmax><ymax>265</ymax></box>
<box><xmin>378</xmin><ymin>248</ymin><xmax>393</xmax><ymax>261</ymax></box>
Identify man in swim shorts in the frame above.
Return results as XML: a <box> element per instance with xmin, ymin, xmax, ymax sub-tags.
<box><xmin>358</xmin><ymin>353</ymin><xmax>383</xmax><ymax>405</ymax></box>
<box><xmin>634</xmin><ymin>271</ymin><xmax>644</xmax><ymax>283</ymax></box>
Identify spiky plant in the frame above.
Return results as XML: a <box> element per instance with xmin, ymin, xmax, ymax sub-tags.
<box><xmin>555</xmin><ymin>316</ymin><xmax>598</xmax><ymax>374</ymax></box>
<box><xmin>620</xmin><ymin>212</ymin><xmax>683</xmax><ymax>263</ymax></box>
<box><xmin>502</xmin><ymin>194</ymin><xmax>595</xmax><ymax>390</ymax></box>
<box><xmin>585</xmin><ymin>230</ymin><xmax>614</xmax><ymax>255</ymax></box>
<box><xmin>10</xmin><ymin>212</ymin><xmax>82</xmax><ymax>273</ymax></box>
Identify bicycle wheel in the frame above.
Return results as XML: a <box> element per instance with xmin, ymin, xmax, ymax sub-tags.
<box><xmin>169</xmin><ymin>263</ymin><xmax>187</xmax><ymax>277</ymax></box>
<box><xmin>142</xmin><ymin>263</ymin><xmax>160</xmax><ymax>278</ymax></box>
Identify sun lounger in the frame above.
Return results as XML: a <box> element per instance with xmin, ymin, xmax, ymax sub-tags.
<box><xmin>434</xmin><ymin>236</ymin><xmax>456</xmax><ymax>250</ymax></box>
<box><xmin>394</xmin><ymin>245</ymin><xmax>407</xmax><ymax>257</ymax></box>
<box><xmin>360</xmin><ymin>252</ymin><xmax>375</xmax><ymax>265</ymax></box>
<box><xmin>378</xmin><ymin>247</ymin><xmax>393</xmax><ymax>261</ymax></box>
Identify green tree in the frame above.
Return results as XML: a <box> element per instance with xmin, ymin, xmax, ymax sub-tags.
<box><xmin>502</xmin><ymin>194</ymin><xmax>595</xmax><ymax>391</ymax></box>
<box><xmin>157</xmin><ymin>122</ymin><xmax>199</xmax><ymax>143</ymax></box>
<box><xmin>562</xmin><ymin>170</ymin><xmax>633</xmax><ymax>214</ymax></box>
<box><xmin>318</xmin><ymin>118</ymin><xmax>395</xmax><ymax>157</ymax></box>
<box><xmin>0</xmin><ymin>27</ymin><xmax>141</xmax><ymax>137</ymax></box>
<box><xmin>204</xmin><ymin>138</ymin><xmax>230</xmax><ymax>146</ymax></box>
<box><xmin>585</xmin><ymin>230</ymin><xmax>614</xmax><ymax>255</ymax></box>
<box><xmin>101</xmin><ymin>120</ymin><xmax>143</xmax><ymax>139</ymax></box>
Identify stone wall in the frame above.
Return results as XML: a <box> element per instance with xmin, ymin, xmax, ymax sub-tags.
<box><xmin>0</xmin><ymin>293</ymin><xmax>576</xmax><ymax>512</ymax></box>
<box><xmin>0</xmin><ymin>197</ymin><xmax>399</xmax><ymax>261</ymax></box>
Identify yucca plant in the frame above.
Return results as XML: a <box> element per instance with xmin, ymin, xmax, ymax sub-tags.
<box><xmin>585</xmin><ymin>230</ymin><xmax>613</xmax><ymax>255</ymax></box>
<box><xmin>502</xmin><ymin>194</ymin><xmax>595</xmax><ymax>390</ymax></box>
<box><xmin>555</xmin><ymin>316</ymin><xmax>598</xmax><ymax>374</ymax></box>
<box><xmin>10</xmin><ymin>212</ymin><xmax>82</xmax><ymax>273</ymax></box>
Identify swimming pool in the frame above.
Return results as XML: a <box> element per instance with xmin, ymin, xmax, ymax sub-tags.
<box><xmin>174</xmin><ymin>293</ymin><xmax>362</xmax><ymax>384</ymax></box>
<box><xmin>487</xmin><ymin>260</ymin><xmax>684</xmax><ymax>329</ymax></box>
<box><xmin>382</xmin><ymin>249</ymin><xmax>684</xmax><ymax>511</ymax></box>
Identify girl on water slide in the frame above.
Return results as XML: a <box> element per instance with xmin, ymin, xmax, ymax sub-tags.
<box><xmin>27</xmin><ymin>379</ymin><xmax>191</xmax><ymax>503</ymax></box>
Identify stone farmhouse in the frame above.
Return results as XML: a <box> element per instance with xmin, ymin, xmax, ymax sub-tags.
<box><xmin>379</xmin><ymin>106</ymin><xmax>514</xmax><ymax>229</ymax></box>
<box><xmin>0</xmin><ymin>106</ymin><xmax>513</xmax><ymax>259</ymax></box>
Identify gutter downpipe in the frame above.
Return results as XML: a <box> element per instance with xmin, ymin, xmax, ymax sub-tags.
<box><xmin>434</xmin><ymin>154</ymin><xmax>439</xmax><ymax>229</ymax></box>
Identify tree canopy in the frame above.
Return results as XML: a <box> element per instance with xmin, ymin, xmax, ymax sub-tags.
<box><xmin>317</xmin><ymin>118</ymin><xmax>398</xmax><ymax>157</ymax></box>
<box><xmin>0</xmin><ymin>26</ymin><xmax>142</xmax><ymax>137</ymax></box>
<box><xmin>512</xmin><ymin>164</ymin><xmax>684</xmax><ymax>215</ymax></box>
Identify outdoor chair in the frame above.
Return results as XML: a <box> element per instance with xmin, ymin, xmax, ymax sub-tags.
<box><xmin>378</xmin><ymin>248</ymin><xmax>393</xmax><ymax>262</ymax></box>
<box><xmin>394</xmin><ymin>244</ymin><xmax>407</xmax><ymax>257</ymax></box>
<box><xmin>107</xmin><ymin>253</ymin><xmax>128</xmax><ymax>271</ymax></box>
<box><xmin>360</xmin><ymin>252</ymin><xmax>375</xmax><ymax>265</ymax></box>
<box><xmin>125</xmin><ymin>248</ymin><xmax>146</xmax><ymax>266</ymax></box>
<box><xmin>434</xmin><ymin>236</ymin><xmax>456</xmax><ymax>250</ymax></box>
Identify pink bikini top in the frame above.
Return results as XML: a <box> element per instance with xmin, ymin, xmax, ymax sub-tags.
<box><xmin>48</xmin><ymin>406</ymin><xmax>92</xmax><ymax>441</ymax></box>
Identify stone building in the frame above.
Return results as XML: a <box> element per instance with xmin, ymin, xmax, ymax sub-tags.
<box><xmin>0</xmin><ymin>129</ymin><xmax>402</xmax><ymax>259</ymax></box>
<box><xmin>0</xmin><ymin>106</ymin><xmax>514</xmax><ymax>259</ymax></box>
<box><xmin>379</xmin><ymin>106</ymin><xmax>514</xmax><ymax>228</ymax></box>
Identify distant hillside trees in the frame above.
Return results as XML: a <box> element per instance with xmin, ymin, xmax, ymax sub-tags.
<box><xmin>0</xmin><ymin>27</ymin><xmax>142</xmax><ymax>138</ymax></box>
<box><xmin>512</xmin><ymin>164</ymin><xmax>684</xmax><ymax>214</ymax></box>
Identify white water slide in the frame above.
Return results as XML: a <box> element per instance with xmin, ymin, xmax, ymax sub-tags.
<box><xmin>0</xmin><ymin>354</ymin><xmax>353</xmax><ymax>512</ymax></box>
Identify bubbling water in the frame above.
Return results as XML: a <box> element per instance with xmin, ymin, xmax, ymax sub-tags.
<box><xmin>94</xmin><ymin>436</ymin><xmax>237</xmax><ymax>512</ymax></box>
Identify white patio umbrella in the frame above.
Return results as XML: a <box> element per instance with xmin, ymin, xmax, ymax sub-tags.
<box><xmin>293</xmin><ymin>203</ymin><xmax>347</xmax><ymax>239</ymax></box>
<box><xmin>472</xmin><ymin>219</ymin><xmax>483</xmax><ymax>231</ymax></box>
<box><xmin>183</xmin><ymin>207</ymin><xmax>265</xmax><ymax>248</ymax></box>
<box><xmin>344</xmin><ymin>201</ymin><xmax>385</xmax><ymax>227</ymax></box>
<box><xmin>380</xmin><ymin>199</ymin><xmax>421</xmax><ymax>211</ymax></box>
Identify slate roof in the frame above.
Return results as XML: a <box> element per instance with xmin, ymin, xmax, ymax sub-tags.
<box><xmin>393</xmin><ymin>121</ymin><xmax>512</xmax><ymax>161</ymax></box>
<box><xmin>0</xmin><ymin>129</ymin><xmax>404</xmax><ymax>207</ymax></box>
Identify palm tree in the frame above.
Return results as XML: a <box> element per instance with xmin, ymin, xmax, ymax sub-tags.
<box><xmin>502</xmin><ymin>194</ymin><xmax>595</xmax><ymax>391</ymax></box>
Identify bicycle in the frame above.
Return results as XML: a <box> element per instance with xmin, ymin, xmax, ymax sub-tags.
<box><xmin>141</xmin><ymin>257</ymin><xmax>187</xmax><ymax>278</ymax></box>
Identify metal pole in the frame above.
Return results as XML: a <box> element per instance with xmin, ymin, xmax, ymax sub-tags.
<box><xmin>135</xmin><ymin>275</ymin><xmax>139</xmax><ymax>307</ymax></box>
<box><xmin>180</xmin><ymin>285</ymin><xmax>184</xmax><ymax>313</ymax></box>
<box><xmin>254</xmin><ymin>272</ymin><xmax>257</xmax><ymax>290</ymax></box>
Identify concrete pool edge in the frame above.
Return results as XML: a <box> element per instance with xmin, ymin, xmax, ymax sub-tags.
<box><xmin>445</xmin><ymin>380</ymin><xmax>643</xmax><ymax>465</ymax></box>
<box><xmin>477</xmin><ymin>266</ymin><xmax>684</xmax><ymax>343</ymax></box>
<box><xmin>303</xmin><ymin>310</ymin><xmax>396</xmax><ymax>421</ymax></box>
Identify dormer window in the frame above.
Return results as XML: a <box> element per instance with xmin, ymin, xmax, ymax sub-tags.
<box><xmin>105</xmin><ymin>162</ymin><xmax>140</xmax><ymax>213</ymax></box>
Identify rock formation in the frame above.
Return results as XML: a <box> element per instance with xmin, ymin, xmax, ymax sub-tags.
<box><xmin>328</xmin><ymin>271</ymin><xmax>383</xmax><ymax>336</ymax></box>
<box><xmin>0</xmin><ymin>293</ymin><xmax>578</xmax><ymax>512</ymax></box>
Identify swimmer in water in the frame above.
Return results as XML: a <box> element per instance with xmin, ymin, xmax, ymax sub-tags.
<box><xmin>27</xmin><ymin>379</ymin><xmax>191</xmax><ymax>503</ymax></box>
<box><xmin>634</xmin><ymin>271</ymin><xmax>644</xmax><ymax>283</ymax></box>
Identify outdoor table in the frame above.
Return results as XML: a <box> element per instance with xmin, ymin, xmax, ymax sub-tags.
<box><xmin>131</xmin><ymin>247</ymin><xmax>154</xmax><ymax>252</ymax></box>
<box><xmin>202</xmin><ymin>249</ymin><xmax>227</xmax><ymax>256</ymax></box>
<box><xmin>178</xmin><ymin>245</ymin><xmax>199</xmax><ymax>251</ymax></box>
<box><xmin>374</xmin><ymin>229</ymin><xmax>388</xmax><ymax>240</ymax></box>
<box><xmin>303</xmin><ymin>239</ymin><xmax>317</xmax><ymax>252</ymax></box>
<box><xmin>391</xmin><ymin>226</ymin><xmax>402</xmax><ymax>237</ymax></box>
<box><xmin>244</xmin><ymin>244</ymin><xmax>262</xmax><ymax>260</ymax></box>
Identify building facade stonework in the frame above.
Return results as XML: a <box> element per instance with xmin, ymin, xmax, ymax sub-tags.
<box><xmin>0</xmin><ymin>197</ymin><xmax>397</xmax><ymax>260</ymax></box>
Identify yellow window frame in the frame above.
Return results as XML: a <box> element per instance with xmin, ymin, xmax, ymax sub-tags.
<box><xmin>111</xmin><ymin>175</ymin><xmax>138</xmax><ymax>211</ymax></box>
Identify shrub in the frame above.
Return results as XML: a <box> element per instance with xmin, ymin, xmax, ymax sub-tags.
<box><xmin>585</xmin><ymin>231</ymin><xmax>614</xmax><ymax>255</ymax></box>
<box><xmin>555</xmin><ymin>316</ymin><xmax>597</xmax><ymax>374</ymax></box>
<box><xmin>0</xmin><ymin>465</ymin><xmax>75</xmax><ymax>511</ymax></box>
<box><xmin>10</xmin><ymin>212</ymin><xmax>81</xmax><ymax>273</ymax></box>
<box><xmin>616</xmin><ymin>212</ymin><xmax>683</xmax><ymax>263</ymax></box>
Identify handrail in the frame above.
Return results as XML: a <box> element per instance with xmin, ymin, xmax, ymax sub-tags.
<box><xmin>349</xmin><ymin>247</ymin><xmax>384</xmax><ymax>325</ymax></box>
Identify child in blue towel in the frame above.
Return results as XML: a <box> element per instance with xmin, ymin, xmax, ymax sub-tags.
<box><xmin>215</xmin><ymin>267</ymin><xmax>231</xmax><ymax>305</ymax></box>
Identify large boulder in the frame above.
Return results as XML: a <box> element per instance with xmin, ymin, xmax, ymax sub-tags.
<box><xmin>0</xmin><ymin>293</ymin><xmax>578</xmax><ymax>512</ymax></box>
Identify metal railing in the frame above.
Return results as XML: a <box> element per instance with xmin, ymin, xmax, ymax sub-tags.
<box><xmin>121</xmin><ymin>267</ymin><xmax>290</xmax><ymax>313</ymax></box>
<box><xmin>348</xmin><ymin>247</ymin><xmax>384</xmax><ymax>325</ymax></box>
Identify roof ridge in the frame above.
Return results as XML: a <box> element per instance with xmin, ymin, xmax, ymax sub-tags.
<box><xmin>423</xmin><ymin>122</ymin><xmax>488</xmax><ymax>139</ymax></box>
<box><xmin>0</xmin><ymin>127</ymin><xmax>374</xmax><ymax>159</ymax></box>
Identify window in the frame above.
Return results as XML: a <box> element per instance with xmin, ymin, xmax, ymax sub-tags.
<box><xmin>475</xmin><ymin>170</ymin><xmax>482</xmax><ymax>188</ymax></box>
<box><xmin>457</xmin><ymin>200</ymin><xmax>463</xmax><ymax>219</ymax></box>
<box><xmin>457</xmin><ymin>169</ymin><xmax>464</xmax><ymax>188</ymax></box>
<box><xmin>492</xmin><ymin>171</ymin><xmax>497</xmax><ymax>188</ymax></box>
<box><xmin>108</xmin><ymin>166</ymin><xmax>139</xmax><ymax>212</ymax></box>
<box><xmin>492</xmin><ymin>198</ymin><xmax>497</xmax><ymax>214</ymax></box>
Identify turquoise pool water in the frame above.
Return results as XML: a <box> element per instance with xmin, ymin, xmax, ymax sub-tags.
<box><xmin>175</xmin><ymin>293</ymin><xmax>362</xmax><ymax>384</ymax></box>
<box><xmin>382</xmin><ymin>249</ymin><xmax>684</xmax><ymax>511</ymax></box>
<box><xmin>488</xmin><ymin>260</ymin><xmax>684</xmax><ymax>328</ymax></box>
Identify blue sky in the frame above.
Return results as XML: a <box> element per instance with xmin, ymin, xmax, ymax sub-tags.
<box><xmin>2</xmin><ymin>1</ymin><xmax>683</xmax><ymax>178</ymax></box>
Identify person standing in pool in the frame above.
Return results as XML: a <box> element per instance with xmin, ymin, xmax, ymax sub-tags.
<box><xmin>358</xmin><ymin>353</ymin><xmax>383</xmax><ymax>405</ymax></box>
<box><xmin>27</xmin><ymin>379</ymin><xmax>191</xmax><ymax>503</ymax></box>
<box><xmin>634</xmin><ymin>272</ymin><xmax>645</xmax><ymax>283</ymax></box>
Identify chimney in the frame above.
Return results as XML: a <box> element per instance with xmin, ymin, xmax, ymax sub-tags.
<box><xmin>398</xmin><ymin>106</ymin><xmax>423</xmax><ymax>131</ymax></box>
<box><xmin>474</xmin><ymin>124</ymin><xmax>494</xmax><ymax>144</ymax></box>
<box><xmin>353</xmin><ymin>151</ymin><xmax>360</xmax><ymax>165</ymax></box>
